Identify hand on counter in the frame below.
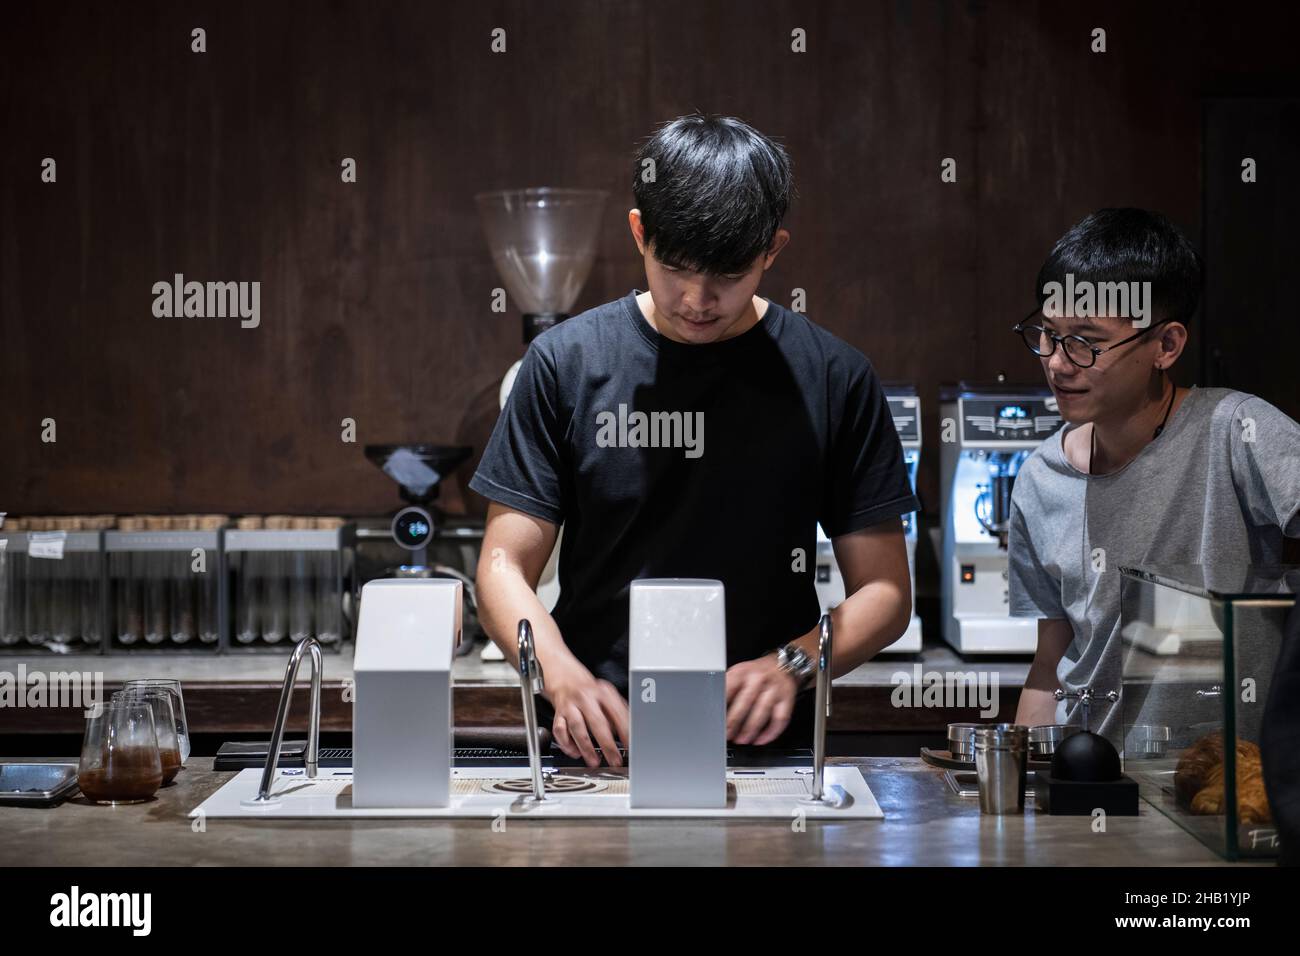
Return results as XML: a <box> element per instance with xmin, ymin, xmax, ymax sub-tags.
<box><xmin>725</xmin><ymin>653</ymin><xmax>799</xmax><ymax>746</ymax></box>
<box><xmin>543</xmin><ymin>660</ymin><xmax>631</xmax><ymax>768</ymax></box>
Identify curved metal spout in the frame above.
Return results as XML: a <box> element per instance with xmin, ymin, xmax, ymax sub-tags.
<box><xmin>517</xmin><ymin>619</ymin><xmax>546</xmax><ymax>801</ymax></box>
<box><xmin>251</xmin><ymin>637</ymin><xmax>323</xmax><ymax>804</ymax></box>
<box><xmin>811</xmin><ymin>614</ymin><xmax>834</xmax><ymax>802</ymax></box>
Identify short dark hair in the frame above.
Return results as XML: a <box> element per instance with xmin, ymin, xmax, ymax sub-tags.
<box><xmin>632</xmin><ymin>114</ymin><xmax>793</xmax><ymax>276</ymax></box>
<box><xmin>1035</xmin><ymin>208</ymin><xmax>1203</xmax><ymax>324</ymax></box>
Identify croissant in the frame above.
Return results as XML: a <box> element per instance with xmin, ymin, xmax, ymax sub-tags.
<box><xmin>1176</xmin><ymin>732</ymin><xmax>1272</xmax><ymax>823</ymax></box>
<box><xmin>1175</xmin><ymin>735</ymin><xmax>1222</xmax><ymax>804</ymax></box>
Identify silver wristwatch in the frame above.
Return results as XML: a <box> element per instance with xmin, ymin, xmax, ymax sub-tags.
<box><xmin>775</xmin><ymin>643</ymin><xmax>816</xmax><ymax>689</ymax></box>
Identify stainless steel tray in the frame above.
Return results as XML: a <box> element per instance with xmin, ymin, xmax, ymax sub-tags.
<box><xmin>922</xmin><ymin>747</ymin><xmax>1051</xmax><ymax>773</ymax></box>
<box><xmin>0</xmin><ymin>763</ymin><xmax>80</xmax><ymax>806</ymax></box>
<box><xmin>944</xmin><ymin>769</ymin><xmax>1038</xmax><ymax>800</ymax></box>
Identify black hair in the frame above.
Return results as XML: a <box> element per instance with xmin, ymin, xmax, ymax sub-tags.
<box><xmin>1035</xmin><ymin>208</ymin><xmax>1203</xmax><ymax>324</ymax></box>
<box><xmin>632</xmin><ymin>113</ymin><xmax>794</xmax><ymax>276</ymax></box>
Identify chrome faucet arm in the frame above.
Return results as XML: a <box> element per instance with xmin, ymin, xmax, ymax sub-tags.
<box><xmin>811</xmin><ymin>613</ymin><xmax>833</xmax><ymax>801</ymax></box>
<box><xmin>252</xmin><ymin>637</ymin><xmax>324</xmax><ymax>803</ymax></box>
<box><xmin>517</xmin><ymin>619</ymin><xmax>546</xmax><ymax>801</ymax></box>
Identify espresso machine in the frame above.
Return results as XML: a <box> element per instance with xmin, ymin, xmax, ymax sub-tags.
<box><xmin>814</xmin><ymin>384</ymin><xmax>922</xmax><ymax>652</ymax></box>
<box><xmin>474</xmin><ymin>188</ymin><xmax>607</xmax><ymax>637</ymax></box>
<box><xmin>939</xmin><ymin>383</ymin><xmax>1062</xmax><ymax>654</ymax></box>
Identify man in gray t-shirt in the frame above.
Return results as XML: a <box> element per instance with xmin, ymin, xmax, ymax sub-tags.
<box><xmin>1005</xmin><ymin>209</ymin><xmax>1300</xmax><ymax>748</ymax></box>
<box><xmin>1009</xmin><ymin>386</ymin><xmax>1300</xmax><ymax>744</ymax></box>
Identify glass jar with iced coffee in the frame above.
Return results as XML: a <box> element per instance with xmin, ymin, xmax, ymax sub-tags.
<box><xmin>77</xmin><ymin>699</ymin><xmax>164</xmax><ymax>804</ymax></box>
<box><xmin>112</xmin><ymin>687</ymin><xmax>183</xmax><ymax>784</ymax></box>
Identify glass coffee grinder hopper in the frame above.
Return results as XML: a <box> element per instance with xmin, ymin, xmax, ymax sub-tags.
<box><xmin>475</xmin><ymin>188</ymin><xmax>608</xmax><ymax>408</ymax></box>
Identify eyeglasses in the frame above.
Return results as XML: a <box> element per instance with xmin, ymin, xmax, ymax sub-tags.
<box><xmin>1012</xmin><ymin>308</ymin><xmax>1173</xmax><ymax>369</ymax></box>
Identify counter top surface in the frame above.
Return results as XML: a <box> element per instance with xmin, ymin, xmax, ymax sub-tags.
<box><xmin>0</xmin><ymin>757</ymin><xmax>1247</xmax><ymax>866</ymax></box>
<box><xmin>1</xmin><ymin>646</ymin><xmax>1031</xmax><ymax>735</ymax></box>
<box><xmin>0</xmin><ymin>644</ymin><xmax>1032</xmax><ymax>687</ymax></box>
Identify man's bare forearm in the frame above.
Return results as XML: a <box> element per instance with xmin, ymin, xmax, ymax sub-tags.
<box><xmin>477</xmin><ymin>553</ymin><xmax>581</xmax><ymax>677</ymax></box>
<box><xmin>1014</xmin><ymin>686</ymin><xmax>1060</xmax><ymax>726</ymax></box>
<box><xmin>1014</xmin><ymin>618</ymin><xmax>1071</xmax><ymax>726</ymax></box>
<box><xmin>785</xmin><ymin>520</ymin><xmax>912</xmax><ymax>677</ymax></box>
<box><xmin>787</xmin><ymin>577</ymin><xmax>911</xmax><ymax>679</ymax></box>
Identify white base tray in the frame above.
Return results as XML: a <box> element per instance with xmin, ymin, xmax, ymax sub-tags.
<box><xmin>191</xmin><ymin>766</ymin><xmax>883</xmax><ymax>820</ymax></box>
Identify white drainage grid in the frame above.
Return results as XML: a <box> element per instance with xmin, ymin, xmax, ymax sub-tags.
<box><xmin>191</xmin><ymin>766</ymin><xmax>883</xmax><ymax>820</ymax></box>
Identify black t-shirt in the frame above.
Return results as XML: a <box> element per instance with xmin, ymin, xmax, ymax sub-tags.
<box><xmin>470</xmin><ymin>290</ymin><xmax>918</xmax><ymax>742</ymax></box>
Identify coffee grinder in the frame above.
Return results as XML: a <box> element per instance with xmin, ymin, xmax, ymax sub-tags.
<box><xmin>474</xmin><ymin>188</ymin><xmax>607</xmax><ymax>626</ymax></box>
<box><xmin>939</xmin><ymin>382</ymin><xmax>1063</xmax><ymax>654</ymax></box>
<box><xmin>364</xmin><ymin>445</ymin><xmax>477</xmax><ymax>630</ymax></box>
<box><xmin>474</xmin><ymin>187</ymin><xmax>608</xmax><ymax>409</ymax></box>
<box><xmin>815</xmin><ymin>384</ymin><xmax>923</xmax><ymax>652</ymax></box>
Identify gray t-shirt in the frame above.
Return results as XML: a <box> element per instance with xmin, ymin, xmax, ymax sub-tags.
<box><xmin>1008</xmin><ymin>386</ymin><xmax>1300</xmax><ymax>746</ymax></box>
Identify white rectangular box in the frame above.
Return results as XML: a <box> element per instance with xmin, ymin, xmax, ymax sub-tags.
<box><xmin>628</xmin><ymin>578</ymin><xmax>727</xmax><ymax>809</ymax></box>
<box><xmin>352</xmin><ymin>578</ymin><xmax>460</xmax><ymax>808</ymax></box>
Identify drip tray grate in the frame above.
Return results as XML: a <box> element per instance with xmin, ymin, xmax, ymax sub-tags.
<box><xmin>482</xmin><ymin>775</ymin><xmax>612</xmax><ymax>795</ymax></box>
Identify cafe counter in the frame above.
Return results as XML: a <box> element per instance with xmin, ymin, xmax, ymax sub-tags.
<box><xmin>0</xmin><ymin>755</ymin><xmax>1252</xmax><ymax>866</ymax></box>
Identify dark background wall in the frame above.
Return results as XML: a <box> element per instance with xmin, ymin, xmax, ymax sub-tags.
<box><xmin>3</xmin><ymin>0</ymin><xmax>1298</xmax><ymax>520</ymax></box>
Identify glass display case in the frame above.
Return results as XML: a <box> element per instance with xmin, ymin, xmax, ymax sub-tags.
<box><xmin>1119</xmin><ymin>563</ymin><xmax>1297</xmax><ymax>860</ymax></box>
<box><xmin>3</xmin><ymin>516</ymin><xmax>356</xmax><ymax>655</ymax></box>
<box><xmin>0</xmin><ymin>525</ymin><xmax>107</xmax><ymax>654</ymax></box>
<box><xmin>105</xmin><ymin>524</ymin><xmax>225</xmax><ymax>653</ymax></box>
<box><xmin>223</xmin><ymin>518</ymin><xmax>354</xmax><ymax>652</ymax></box>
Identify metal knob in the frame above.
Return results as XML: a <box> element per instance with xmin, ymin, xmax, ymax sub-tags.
<box><xmin>1053</xmin><ymin>686</ymin><xmax>1118</xmax><ymax>734</ymax></box>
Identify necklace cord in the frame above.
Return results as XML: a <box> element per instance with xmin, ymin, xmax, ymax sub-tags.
<box><xmin>1088</xmin><ymin>378</ymin><xmax>1177</xmax><ymax>474</ymax></box>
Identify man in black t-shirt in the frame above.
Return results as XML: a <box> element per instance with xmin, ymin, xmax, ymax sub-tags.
<box><xmin>471</xmin><ymin>114</ymin><xmax>918</xmax><ymax>767</ymax></box>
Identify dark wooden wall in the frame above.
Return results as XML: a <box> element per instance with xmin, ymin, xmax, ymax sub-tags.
<box><xmin>3</xmin><ymin>0</ymin><xmax>1298</xmax><ymax>518</ymax></box>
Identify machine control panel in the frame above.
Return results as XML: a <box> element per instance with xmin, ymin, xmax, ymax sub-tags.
<box><xmin>886</xmin><ymin>395</ymin><xmax>921</xmax><ymax>444</ymax></box>
<box><xmin>961</xmin><ymin>397</ymin><xmax>1062</xmax><ymax>443</ymax></box>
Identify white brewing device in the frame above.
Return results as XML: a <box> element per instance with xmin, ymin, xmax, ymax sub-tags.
<box><xmin>814</xmin><ymin>384</ymin><xmax>923</xmax><ymax>652</ymax></box>
<box><xmin>939</xmin><ymin>383</ymin><xmax>1062</xmax><ymax>654</ymax></box>
<box><xmin>352</xmin><ymin>579</ymin><xmax>460</xmax><ymax>808</ymax></box>
<box><xmin>628</xmin><ymin>579</ymin><xmax>728</xmax><ymax>808</ymax></box>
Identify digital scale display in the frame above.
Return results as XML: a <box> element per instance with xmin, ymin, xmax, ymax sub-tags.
<box><xmin>393</xmin><ymin>507</ymin><xmax>434</xmax><ymax>550</ymax></box>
